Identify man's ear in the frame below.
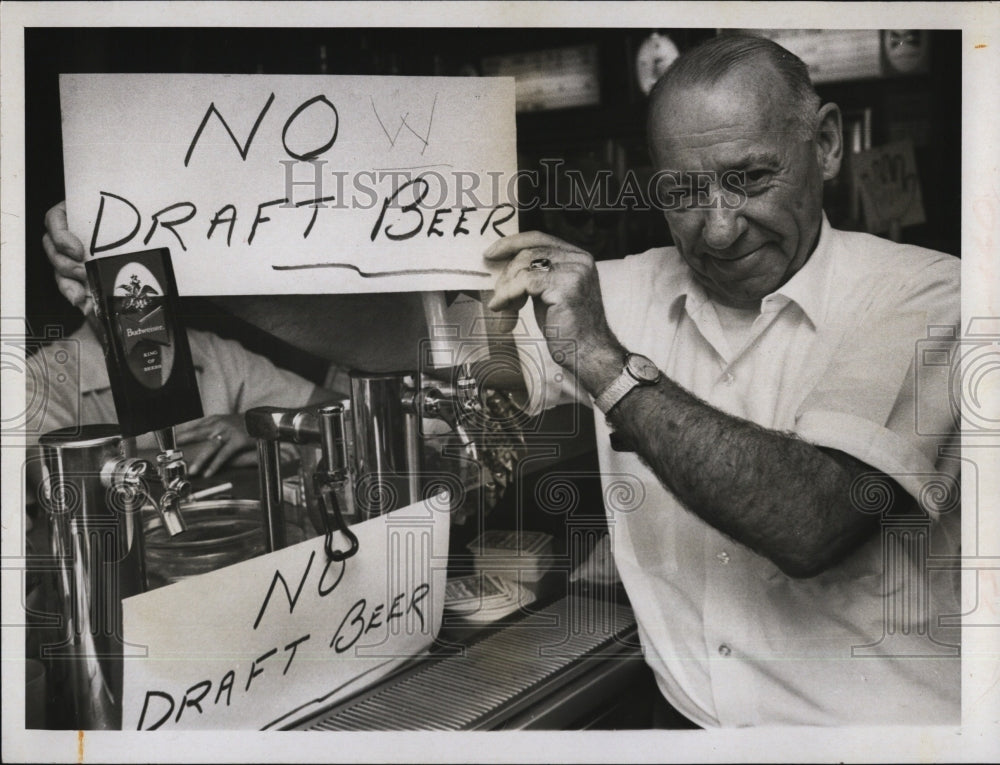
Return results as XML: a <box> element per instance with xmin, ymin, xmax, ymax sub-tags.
<box><xmin>815</xmin><ymin>102</ymin><xmax>843</xmax><ymax>181</ymax></box>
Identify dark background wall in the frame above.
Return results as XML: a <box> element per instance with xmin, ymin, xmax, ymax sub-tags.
<box><xmin>24</xmin><ymin>27</ymin><xmax>961</xmax><ymax>378</ymax></box>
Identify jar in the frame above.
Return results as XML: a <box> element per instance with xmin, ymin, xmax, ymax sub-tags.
<box><xmin>143</xmin><ymin>499</ymin><xmax>274</xmax><ymax>587</ymax></box>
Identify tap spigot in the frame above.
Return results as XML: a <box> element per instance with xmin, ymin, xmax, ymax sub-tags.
<box><xmin>101</xmin><ymin>456</ymin><xmax>153</xmax><ymax>508</ymax></box>
<box><xmin>314</xmin><ymin>404</ymin><xmax>358</xmax><ymax>562</ymax></box>
<box><xmin>455</xmin><ymin>364</ymin><xmax>480</xmax><ymax>411</ymax></box>
<box><xmin>151</xmin><ymin>427</ymin><xmax>190</xmax><ymax>536</ymax></box>
<box><xmin>418</xmin><ymin>365</ymin><xmax>483</xmax><ymax>462</ymax></box>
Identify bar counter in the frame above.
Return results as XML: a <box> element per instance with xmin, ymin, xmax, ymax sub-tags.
<box><xmin>292</xmin><ymin>587</ymin><xmax>647</xmax><ymax>731</ymax></box>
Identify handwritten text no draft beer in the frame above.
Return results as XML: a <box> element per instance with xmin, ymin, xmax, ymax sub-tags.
<box><xmin>60</xmin><ymin>74</ymin><xmax>518</xmax><ymax>295</ymax></box>
<box><xmin>122</xmin><ymin>498</ymin><xmax>450</xmax><ymax>730</ymax></box>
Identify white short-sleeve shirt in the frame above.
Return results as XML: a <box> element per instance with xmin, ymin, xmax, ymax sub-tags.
<box><xmin>517</xmin><ymin>218</ymin><xmax>961</xmax><ymax>726</ymax></box>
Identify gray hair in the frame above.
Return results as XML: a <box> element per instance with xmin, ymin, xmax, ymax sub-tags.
<box><xmin>649</xmin><ymin>33</ymin><xmax>821</xmax><ymax>135</ymax></box>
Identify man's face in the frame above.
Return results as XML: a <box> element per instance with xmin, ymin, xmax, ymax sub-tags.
<box><xmin>649</xmin><ymin>65</ymin><xmax>836</xmax><ymax>309</ymax></box>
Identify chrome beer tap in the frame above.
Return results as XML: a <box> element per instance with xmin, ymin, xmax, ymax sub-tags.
<box><xmin>39</xmin><ymin>425</ymin><xmax>157</xmax><ymax>729</ymax></box>
<box><xmin>150</xmin><ymin>427</ymin><xmax>191</xmax><ymax>536</ymax></box>
<box><xmin>418</xmin><ymin>363</ymin><xmax>483</xmax><ymax>462</ymax></box>
<box><xmin>245</xmin><ymin>402</ymin><xmax>358</xmax><ymax>559</ymax></box>
<box><xmin>351</xmin><ymin>364</ymin><xmax>524</xmax><ymax>521</ymax></box>
<box><xmin>313</xmin><ymin>404</ymin><xmax>359</xmax><ymax>561</ymax></box>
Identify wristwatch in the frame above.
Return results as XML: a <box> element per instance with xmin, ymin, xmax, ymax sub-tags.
<box><xmin>593</xmin><ymin>352</ymin><xmax>662</xmax><ymax>414</ymax></box>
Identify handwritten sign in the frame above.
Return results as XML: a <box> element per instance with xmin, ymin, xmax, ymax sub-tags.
<box><xmin>122</xmin><ymin>496</ymin><xmax>450</xmax><ymax>730</ymax></box>
<box><xmin>851</xmin><ymin>139</ymin><xmax>926</xmax><ymax>236</ymax></box>
<box><xmin>60</xmin><ymin>74</ymin><xmax>518</xmax><ymax>295</ymax></box>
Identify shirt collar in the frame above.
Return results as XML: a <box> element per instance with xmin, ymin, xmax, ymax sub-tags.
<box><xmin>667</xmin><ymin>214</ymin><xmax>835</xmax><ymax>327</ymax></box>
<box><xmin>770</xmin><ymin>214</ymin><xmax>835</xmax><ymax>327</ymax></box>
<box><xmin>661</xmin><ymin>258</ymin><xmax>709</xmax><ymax>321</ymax></box>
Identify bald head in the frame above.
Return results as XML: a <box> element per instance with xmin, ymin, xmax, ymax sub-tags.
<box><xmin>648</xmin><ymin>34</ymin><xmax>821</xmax><ymax>147</ymax></box>
<box><xmin>640</xmin><ymin>34</ymin><xmax>843</xmax><ymax>309</ymax></box>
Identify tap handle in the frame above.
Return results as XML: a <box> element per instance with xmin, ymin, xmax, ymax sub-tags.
<box><xmin>318</xmin><ymin>404</ymin><xmax>348</xmax><ymax>474</ymax></box>
<box><xmin>316</xmin><ymin>479</ymin><xmax>359</xmax><ymax>562</ymax></box>
<box><xmin>152</xmin><ymin>436</ymin><xmax>191</xmax><ymax>536</ymax></box>
<box><xmin>157</xmin><ymin>492</ymin><xmax>188</xmax><ymax>536</ymax></box>
<box><xmin>153</xmin><ymin>426</ymin><xmax>177</xmax><ymax>453</ymax></box>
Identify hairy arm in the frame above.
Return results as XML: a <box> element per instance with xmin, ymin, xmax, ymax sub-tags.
<box><xmin>486</xmin><ymin>231</ymin><xmax>892</xmax><ymax>579</ymax></box>
<box><xmin>602</xmin><ymin>370</ymin><xmax>885</xmax><ymax>578</ymax></box>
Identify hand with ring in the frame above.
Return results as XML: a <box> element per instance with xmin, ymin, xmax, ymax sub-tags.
<box><xmin>528</xmin><ymin>257</ymin><xmax>553</xmax><ymax>272</ymax></box>
<box><xmin>173</xmin><ymin>413</ymin><xmax>257</xmax><ymax>477</ymax></box>
<box><xmin>483</xmin><ymin>231</ymin><xmax>625</xmax><ymax>392</ymax></box>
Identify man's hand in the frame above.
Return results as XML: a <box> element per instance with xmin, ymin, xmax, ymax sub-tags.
<box><xmin>174</xmin><ymin>414</ymin><xmax>256</xmax><ymax>478</ymax></box>
<box><xmin>484</xmin><ymin>231</ymin><xmax>625</xmax><ymax>396</ymax></box>
<box><xmin>42</xmin><ymin>201</ymin><xmax>93</xmax><ymax>315</ymax></box>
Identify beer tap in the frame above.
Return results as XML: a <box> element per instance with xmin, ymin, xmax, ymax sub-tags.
<box><xmin>313</xmin><ymin>405</ymin><xmax>359</xmax><ymax>562</ymax></box>
<box><xmin>418</xmin><ymin>363</ymin><xmax>482</xmax><ymax>462</ymax></box>
<box><xmin>151</xmin><ymin>427</ymin><xmax>191</xmax><ymax>536</ymax></box>
<box><xmin>245</xmin><ymin>402</ymin><xmax>358</xmax><ymax>559</ymax></box>
<box><xmin>86</xmin><ymin>247</ymin><xmax>204</xmax><ymax>538</ymax></box>
<box><xmin>40</xmin><ymin>425</ymin><xmax>156</xmax><ymax>729</ymax></box>
<box><xmin>426</xmin><ymin>367</ymin><xmax>531</xmax><ymax>516</ymax></box>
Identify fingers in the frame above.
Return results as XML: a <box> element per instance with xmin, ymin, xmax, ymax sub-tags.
<box><xmin>487</xmin><ymin>275</ymin><xmax>532</xmax><ymax>314</ymax></box>
<box><xmin>482</xmin><ymin>302</ymin><xmax>520</xmax><ymax>334</ymax></box>
<box><xmin>185</xmin><ymin>442</ymin><xmax>213</xmax><ymax>477</ymax></box>
<box><xmin>177</xmin><ymin>415</ymin><xmax>252</xmax><ymax>477</ymax></box>
<box><xmin>202</xmin><ymin>439</ymin><xmax>245</xmax><ymax>478</ymax></box>
<box><xmin>42</xmin><ymin>234</ymin><xmax>85</xmax><ymax>282</ymax></box>
<box><xmin>482</xmin><ymin>231</ymin><xmax>595</xmax><ymax>328</ymax></box>
<box><xmin>43</xmin><ymin>202</ymin><xmax>92</xmax><ymax>313</ymax></box>
<box><xmin>175</xmin><ymin>414</ymin><xmax>241</xmax><ymax>441</ymax></box>
<box><xmin>173</xmin><ymin>418</ymin><xmax>218</xmax><ymax>444</ymax></box>
<box><xmin>43</xmin><ymin>231</ymin><xmax>86</xmax><ymax>278</ymax></box>
<box><xmin>486</xmin><ymin>246</ymin><xmax>592</xmax><ymax>312</ymax></box>
<box><xmin>54</xmin><ymin>273</ymin><xmax>92</xmax><ymax>313</ymax></box>
<box><xmin>487</xmin><ymin>258</ymin><xmax>536</xmax><ymax>313</ymax></box>
<box><xmin>483</xmin><ymin>231</ymin><xmax>584</xmax><ymax>263</ymax></box>
<box><xmin>43</xmin><ymin>201</ymin><xmax>85</xmax><ymax>262</ymax></box>
<box><xmin>185</xmin><ymin>436</ymin><xmax>236</xmax><ymax>477</ymax></box>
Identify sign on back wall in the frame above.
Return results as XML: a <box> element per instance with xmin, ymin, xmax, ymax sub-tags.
<box><xmin>61</xmin><ymin>74</ymin><xmax>518</xmax><ymax>295</ymax></box>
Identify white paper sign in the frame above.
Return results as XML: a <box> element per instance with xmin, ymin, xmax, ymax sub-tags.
<box><xmin>122</xmin><ymin>496</ymin><xmax>450</xmax><ymax>730</ymax></box>
<box><xmin>60</xmin><ymin>73</ymin><xmax>518</xmax><ymax>295</ymax></box>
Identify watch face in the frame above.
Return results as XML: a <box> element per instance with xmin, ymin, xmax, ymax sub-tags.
<box><xmin>626</xmin><ymin>354</ymin><xmax>661</xmax><ymax>383</ymax></box>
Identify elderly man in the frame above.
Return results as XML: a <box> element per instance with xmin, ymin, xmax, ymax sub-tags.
<box><xmin>486</xmin><ymin>34</ymin><xmax>960</xmax><ymax>726</ymax></box>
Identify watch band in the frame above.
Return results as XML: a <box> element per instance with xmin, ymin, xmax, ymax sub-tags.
<box><xmin>594</xmin><ymin>353</ymin><xmax>661</xmax><ymax>414</ymax></box>
<box><xmin>594</xmin><ymin>373</ymin><xmax>640</xmax><ymax>414</ymax></box>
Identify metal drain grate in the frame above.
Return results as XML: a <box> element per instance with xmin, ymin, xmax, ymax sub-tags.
<box><xmin>298</xmin><ymin>595</ymin><xmax>636</xmax><ymax>730</ymax></box>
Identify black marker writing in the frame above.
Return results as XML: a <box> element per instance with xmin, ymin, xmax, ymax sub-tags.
<box><xmin>185</xmin><ymin>93</ymin><xmax>275</xmax><ymax>167</ymax></box>
<box><xmin>272</xmin><ymin>263</ymin><xmax>490</xmax><ymax>279</ymax></box>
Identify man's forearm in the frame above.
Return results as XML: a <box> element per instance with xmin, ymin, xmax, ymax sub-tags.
<box><xmin>605</xmin><ymin>375</ymin><xmax>880</xmax><ymax>577</ymax></box>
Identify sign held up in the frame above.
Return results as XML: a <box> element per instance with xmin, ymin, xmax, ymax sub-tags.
<box><xmin>60</xmin><ymin>74</ymin><xmax>518</xmax><ymax>295</ymax></box>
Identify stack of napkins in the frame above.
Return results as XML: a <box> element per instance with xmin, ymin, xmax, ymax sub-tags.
<box><xmin>444</xmin><ymin>573</ymin><xmax>534</xmax><ymax>623</ymax></box>
<box><xmin>466</xmin><ymin>530</ymin><xmax>554</xmax><ymax>583</ymax></box>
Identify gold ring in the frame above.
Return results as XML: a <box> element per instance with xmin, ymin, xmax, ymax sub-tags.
<box><xmin>212</xmin><ymin>433</ymin><xmax>225</xmax><ymax>442</ymax></box>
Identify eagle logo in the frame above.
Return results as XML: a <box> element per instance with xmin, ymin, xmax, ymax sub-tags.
<box><xmin>117</xmin><ymin>273</ymin><xmax>159</xmax><ymax>313</ymax></box>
